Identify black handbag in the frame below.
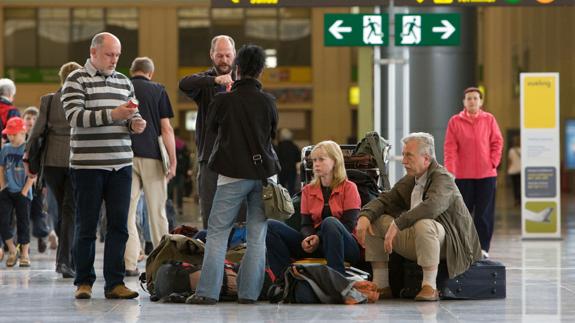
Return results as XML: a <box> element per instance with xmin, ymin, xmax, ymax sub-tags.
<box><xmin>27</xmin><ymin>94</ymin><xmax>54</xmax><ymax>177</ymax></box>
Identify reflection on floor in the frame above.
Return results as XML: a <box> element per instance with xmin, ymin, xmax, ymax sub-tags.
<box><xmin>1</xmin><ymin>192</ymin><xmax>575</xmax><ymax>322</ymax></box>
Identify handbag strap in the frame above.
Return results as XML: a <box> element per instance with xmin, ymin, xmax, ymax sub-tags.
<box><xmin>234</xmin><ymin>96</ymin><xmax>269</xmax><ymax>184</ymax></box>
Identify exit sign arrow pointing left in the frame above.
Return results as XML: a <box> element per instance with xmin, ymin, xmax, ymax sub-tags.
<box><xmin>432</xmin><ymin>20</ymin><xmax>455</xmax><ymax>40</ymax></box>
<box><xmin>329</xmin><ymin>20</ymin><xmax>352</xmax><ymax>40</ymax></box>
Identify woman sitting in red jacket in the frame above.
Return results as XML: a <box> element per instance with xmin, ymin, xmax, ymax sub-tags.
<box><xmin>266</xmin><ymin>140</ymin><xmax>361</xmax><ymax>277</ymax></box>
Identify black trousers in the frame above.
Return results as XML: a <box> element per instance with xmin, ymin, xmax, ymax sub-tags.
<box><xmin>456</xmin><ymin>177</ymin><xmax>497</xmax><ymax>252</ymax></box>
<box><xmin>44</xmin><ymin>166</ymin><xmax>76</xmax><ymax>269</ymax></box>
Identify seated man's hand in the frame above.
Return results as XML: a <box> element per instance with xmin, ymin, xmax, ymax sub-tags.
<box><xmin>384</xmin><ymin>221</ymin><xmax>399</xmax><ymax>254</ymax></box>
<box><xmin>301</xmin><ymin>235</ymin><xmax>319</xmax><ymax>254</ymax></box>
<box><xmin>130</xmin><ymin>117</ymin><xmax>147</xmax><ymax>134</ymax></box>
<box><xmin>356</xmin><ymin>216</ymin><xmax>373</xmax><ymax>248</ymax></box>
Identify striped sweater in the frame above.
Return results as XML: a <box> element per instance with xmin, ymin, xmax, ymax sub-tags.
<box><xmin>61</xmin><ymin>59</ymin><xmax>136</xmax><ymax>170</ymax></box>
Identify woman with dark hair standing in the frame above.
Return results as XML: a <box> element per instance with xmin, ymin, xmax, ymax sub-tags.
<box><xmin>444</xmin><ymin>87</ymin><xmax>503</xmax><ymax>259</ymax></box>
<box><xmin>187</xmin><ymin>44</ymin><xmax>280</xmax><ymax>305</ymax></box>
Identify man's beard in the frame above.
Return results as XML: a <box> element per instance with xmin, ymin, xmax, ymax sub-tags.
<box><xmin>214</xmin><ymin>64</ymin><xmax>231</xmax><ymax>75</ymax></box>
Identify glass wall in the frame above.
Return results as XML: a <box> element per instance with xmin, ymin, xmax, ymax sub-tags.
<box><xmin>4</xmin><ymin>8</ymin><xmax>138</xmax><ymax>81</ymax></box>
<box><xmin>178</xmin><ymin>7</ymin><xmax>311</xmax><ymax>67</ymax></box>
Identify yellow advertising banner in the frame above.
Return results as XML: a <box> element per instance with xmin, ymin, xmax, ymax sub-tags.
<box><xmin>523</xmin><ymin>76</ymin><xmax>556</xmax><ymax>129</ymax></box>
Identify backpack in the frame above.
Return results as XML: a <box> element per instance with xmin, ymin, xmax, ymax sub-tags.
<box><xmin>152</xmin><ymin>261</ymin><xmax>240</xmax><ymax>303</ymax></box>
<box><xmin>142</xmin><ymin>234</ymin><xmax>205</xmax><ymax>296</ymax></box>
<box><xmin>346</xmin><ymin>169</ymin><xmax>380</xmax><ymax>206</ymax></box>
<box><xmin>353</xmin><ymin>131</ymin><xmax>391</xmax><ymax>191</ymax></box>
<box><xmin>267</xmin><ymin>264</ymin><xmax>378</xmax><ymax>304</ymax></box>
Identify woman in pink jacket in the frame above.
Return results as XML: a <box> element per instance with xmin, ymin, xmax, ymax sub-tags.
<box><xmin>444</xmin><ymin>87</ymin><xmax>503</xmax><ymax>258</ymax></box>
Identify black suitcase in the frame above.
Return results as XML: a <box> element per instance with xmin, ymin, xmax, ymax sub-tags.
<box><xmin>399</xmin><ymin>259</ymin><xmax>506</xmax><ymax>300</ymax></box>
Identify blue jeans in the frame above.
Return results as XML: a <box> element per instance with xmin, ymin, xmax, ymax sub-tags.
<box><xmin>195</xmin><ymin>179</ymin><xmax>267</xmax><ymax>301</ymax></box>
<box><xmin>72</xmin><ymin>167</ymin><xmax>132</xmax><ymax>291</ymax></box>
<box><xmin>266</xmin><ymin>217</ymin><xmax>360</xmax><ymax>276</ymax></box>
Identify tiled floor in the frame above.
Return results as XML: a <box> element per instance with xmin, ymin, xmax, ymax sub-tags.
<box><xmin>1</xmin><ymin>192</ymin><xmax>574</xmax><ymax>322</ymax></box>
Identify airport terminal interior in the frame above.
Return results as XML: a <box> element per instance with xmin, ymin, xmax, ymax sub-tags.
<box><xmin>0</xmin><ymin>0</ymin><xmax>575</xmax><ymax>322</ymax></box>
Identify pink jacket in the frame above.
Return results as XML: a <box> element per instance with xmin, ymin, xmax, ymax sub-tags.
<box><xmin>444</xmin><ymin>109</ymin><xmax>503</xmax><ymax>179</ymax></box>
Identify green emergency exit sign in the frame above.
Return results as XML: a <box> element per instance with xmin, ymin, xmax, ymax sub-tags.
<box><xmin>395</xmin><ymin>13</ymin><xmax>461</xmax><ymax>46</ymax></box>
<box><xmin>324</xmin><ymin>14</ymin><xmax>389</xmax><ymax>47</ymax></box>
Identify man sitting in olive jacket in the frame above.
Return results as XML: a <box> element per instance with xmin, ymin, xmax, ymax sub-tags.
<box><xmin>356</xmin><ymin>132</ymin><xmax>482</xmax><ymax>302</ymax></box>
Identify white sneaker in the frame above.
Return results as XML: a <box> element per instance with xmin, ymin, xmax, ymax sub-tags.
<box><xmin>481</xmin><ymin>250</ymin><xmax>489</xmax><ymax>259</ymax></box>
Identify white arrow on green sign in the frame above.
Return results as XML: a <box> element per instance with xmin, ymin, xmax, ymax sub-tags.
<box><xmin>324</xmin><ymin>14</ymin><xmax>389</xmax><ymax>47</ymax></box>
<box><xmin>395</xmin><ymin>13</ymin><xmax>460</xmax><ymax>46</ymax></box>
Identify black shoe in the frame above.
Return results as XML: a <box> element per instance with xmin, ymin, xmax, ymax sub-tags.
<box><xmin>59</xmin><ymin>264</ymin><xmax>76</xmax><ymax>279</ymax></box>
<box><xmin>125</xmin><ymin>268</ymin><xmax>140</xmax><ymax>277</ymax></box>
<box><xmin>38</xmin><ymin>238</ymin><xmax>47</xmax><ymax>253</ymax></box>
<box><xmin>144</xmin><ymin>241</ymin><xmax>154</xmax><ymax>255</ymax></box>
<box><xmin>238</xmin><ymin>298</ymin><xmax>256</xmax><ymax>304</ymax></box>
<box><xmin>185</xmin><ymin>294</ymin><xmax>217</xmax><ymax>305</ymax></box>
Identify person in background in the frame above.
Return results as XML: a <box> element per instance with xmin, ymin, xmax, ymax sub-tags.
<box><xmin>186</xmin><ymin>44</ymin><xmax>280</xmax><ymax>305</ymax></box>
<box><xmin>0</xmin><ymin>117</ymin><xmax>35</xmax><ymax>267</ymax></box>
<box><xmin>0</xmin><ymin>78</ymin><xmax>20</xmax><ymax>145</ymax></box>
<box><xmin>25</xmin><ymin>61</ymin><xmax>82</xmax><ymax>278</ymax></box>
<box><xmin>266</xmin><ymin>140</ymin><xmax>361</xmax><ymax>277</ymax></box>
<box><xmin>179</xmin><ymin>35</ymin><xmax>236</xmax><ymax>229</ymax></box>
<box><xmin>123</xmin><ymin>57</ymin><xmax>176</xmax><ymax>277</ymax></box>
<box><xmin>507</xmin><ymin>135</ymin><xmax>521</xmax><ymax>207</ymax></box>
<box><xmin>276</xmin><ymin>128</ymin><xmax>300</xmax><ymax>195</ymax></box>
<box><xmin>444</xmin><ymin>87</ymin><xmax>503</xmax><ymax>259</ymax></box>
<box><xmin>22</xmin><ymin>107</ymin><xmax>54</xmax><ymax>254</ymax></box>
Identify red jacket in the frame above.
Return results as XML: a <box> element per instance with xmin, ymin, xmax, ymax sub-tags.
<box><xmin>300</xmin><ymin>179</ymin><xmax>361</xmax><ymax>229</ymax></box>
<box><xmin>444</xmin><ymin>109</ymin><xmax>503</xmax><ymax>179</ymax></box>
<box><xmin>0</xmin><ymin>97</ymin><xmax>20</xmax><ymax>133</ymax></box>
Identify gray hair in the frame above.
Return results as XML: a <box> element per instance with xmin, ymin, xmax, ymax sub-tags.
<box><xmin>0</xmin><ymin>78</ymin><xmax>16</xmax><ymax>98</ymax></box>
<box><xmin>90</xmin><ymin>32</ymin><xmax>120</xmax><ymax>49</ymax></box>
<box><xmin>210</xmin><ymin>35</ymin><xmax>235</xmax><ymax>55</ymax></box>
<box><xmin>130</xmin><ymin>57</ymin><xmax>155</xmax><ymax>75</ymax></box>
<box><xmin>402</xmin><ymin>132</ymin><xmax>436</xmax><ymax>160</ymax></box>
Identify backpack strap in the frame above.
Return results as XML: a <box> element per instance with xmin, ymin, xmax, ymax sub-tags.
<box><xmin>366</xmin><ymin>132</ymin><xmax>391</xmax><ymax>191</ymax></box>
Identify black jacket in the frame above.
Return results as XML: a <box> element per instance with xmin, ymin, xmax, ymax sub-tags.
<box><xmin>178</xmin><ymin>68</ymin><xmax>226</xmax><ymax>162</ymax></box>
<box><xmin>207</xmin><ymin>78</ymin><xmax>280</xmax><ymax>179</ymax></box>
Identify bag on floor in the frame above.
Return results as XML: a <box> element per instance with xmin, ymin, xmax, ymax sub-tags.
<box><xmin>152</xmin><ymin>261</ymin><xmax>239</xmax><ymax>303</ymax></box>
<box><xmin>142</xmin><ymin>234</ymin><xmax>205</xmax><ymax>296</ymax></box>
<box><xmin>400</xmin><ymin>258</ymin><xmax>506</xmax><ymax>300</ymax></box>
<box><xmin>267</xmin><ymin>264</ymin><xmax>376</xmax><ymax>304</ymax></box>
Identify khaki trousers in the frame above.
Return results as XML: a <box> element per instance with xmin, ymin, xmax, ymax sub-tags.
<box><xmin>124</xmin><ymin>157</ymin><xmax>169</xmax><ymax>270</ymax></box>
<box><xmin>365</xmin><ymin>215</ymin><xmax>446</xmax><ymax>268</ymax></box>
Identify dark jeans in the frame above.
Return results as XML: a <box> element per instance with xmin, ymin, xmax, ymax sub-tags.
<box><xmin>0</xmin><ymin>190</ymin><xmax>31</xmax><ymax>245</ymax></box>
<box><xmin>45</xmin><ymin>166</ymin><xmax>76</xmax><ymax>270</ymax></box>
<box><xmin>72</xmin><ymin>167</ymin><xmax>131</xmax><ymax>291</ymax></box>
<box><xmin>266</xmin><ymin>217</ymin><xmax>360</xmax><ymax>277</ymax></box>
<box><xmin>30</xmin><ymin>188</ymin><xmax>50</xmax><ymax>239</ymax></box>
<box><xmin>456</xmin><ymin>177</ymin><xmax>497</xmax><ymax>252</ymax></box>
<box><xmin>198</xmin><ymin>161</ymin><xmax>218</xmax><ymax>229</ymax></box>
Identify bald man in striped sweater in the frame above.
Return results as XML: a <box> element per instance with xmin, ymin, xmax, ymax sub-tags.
<box><xmin>62</xmin><ymin>32</ymin><xmax>145</xmax><ymax>300</ymax></box>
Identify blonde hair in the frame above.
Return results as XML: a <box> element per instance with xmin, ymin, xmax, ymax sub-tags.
<box><xmin>310</xmin><ymin>140</ymin><xmax>347</xmax><ymax>189</ymax></box>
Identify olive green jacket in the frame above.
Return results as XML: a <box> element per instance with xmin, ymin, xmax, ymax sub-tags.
<box><xmin>360</xmin><ymin>160</ymin><xmax>482</xmax><ymax>278</ymax></box>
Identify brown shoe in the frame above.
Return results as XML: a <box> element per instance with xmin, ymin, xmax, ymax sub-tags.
<box><xmin>377</xmin><ymin>286</ymin><xmax>393</xmax><ymax>300</ymax></box>
<box><xmin>6</xmin><ymin>252</ymin><xmax>18</xmax><ymax>267</ymax></box>
<box><xmin>75</xmin><ymin>284</ymin><xmax>92</xmax><ymax>299</ymax></box>
<box><xmin>105</xmin><ymin>284</ymin><xmax>139</xmax><ymax>299</ymax></box>
<box><xmin>415</xmin><ymin>285</ymin><xmax>439</xmax><ymax>301</ymax></box>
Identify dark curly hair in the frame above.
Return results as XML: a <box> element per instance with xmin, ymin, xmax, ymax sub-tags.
<box><xmin>234</xmin><ymin>44</ymin><xmax>266</xmax><ymax>79</ymax></box>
